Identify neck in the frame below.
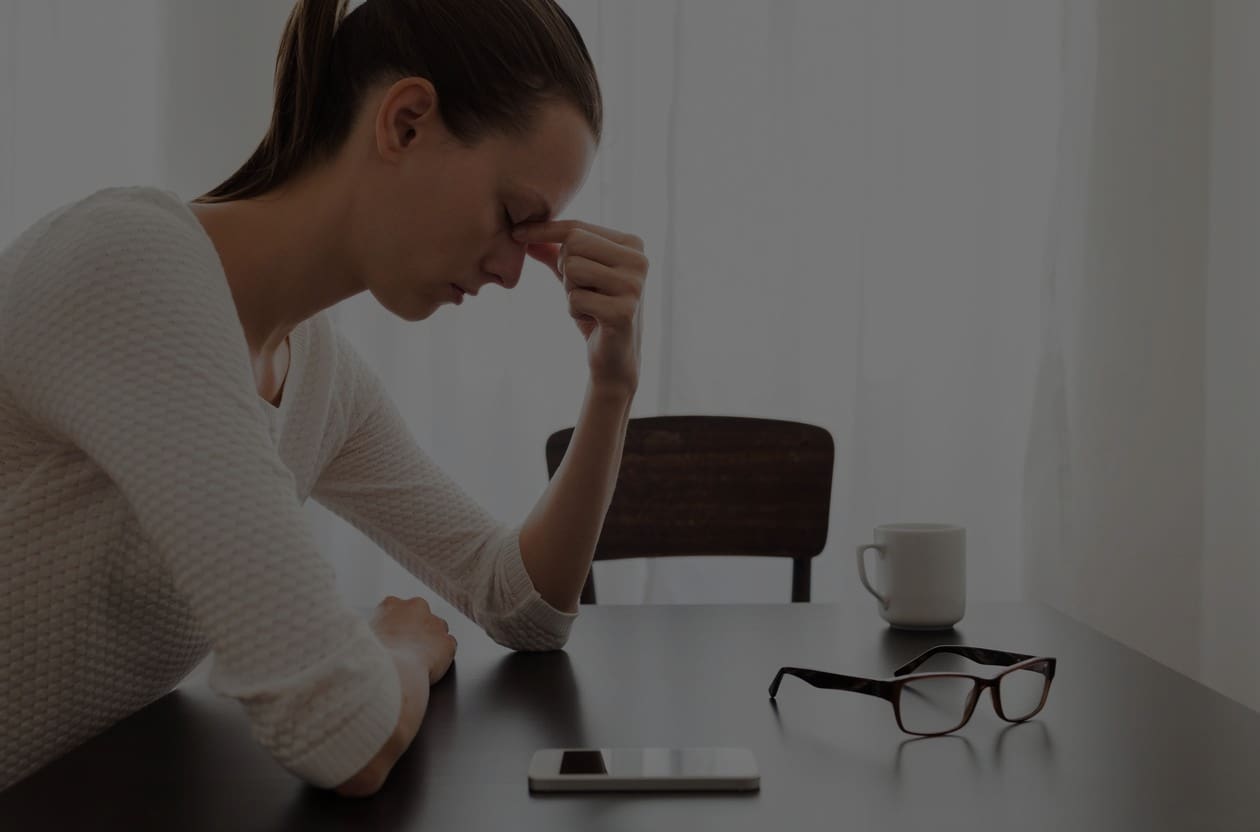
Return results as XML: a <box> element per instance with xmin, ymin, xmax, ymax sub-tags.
<box><xmin>189</xmin><ymin>167</ymin><xmax>366</xmax><ymax>357</ymax></box>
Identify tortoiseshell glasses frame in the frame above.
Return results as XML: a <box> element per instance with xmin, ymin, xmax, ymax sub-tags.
<box><xmin>769</xmin><ymin>645</ymin><xmax>1057</xmax><ymax>737</ymax></box>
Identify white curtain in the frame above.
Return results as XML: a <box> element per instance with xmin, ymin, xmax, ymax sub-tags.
<box><xmin>1023</xmin><ymin>0</ymin><xmax>1213</xmax><ymax>684</ymax></box>
<box><xmin>1023</xmin><ymin>0</ymin><xmax>1260</xmax><ymax>710</ymax></box>
<box><xmin>1200</xmin><ymin>0</ymin><xmax>1260</xmax><ymax>712</ymax></box>
<box><xmin>1</xmin><ymin>0</ymin><xmax>1255</xmax><ymax>712</ymax></box>
<box><xmin>315</xmin><ymin>0</ymin><xmax>1060</xmax><ymax>612</ymax></box>
<box><xmin>0</xmin><ymin>1</ymin><xmax>165</xmax><ymax>237</ymax></box>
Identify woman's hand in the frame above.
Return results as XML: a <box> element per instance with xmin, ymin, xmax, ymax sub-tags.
<box><xmin>335</xmin><ymin>596</ymin><xmax>453</xmax><ymax>798</ymax></box>
<box><xmin>513</xmin><ymin>221</ymin><xmax>648</xmax><ymax>397</ymax></box>
<box><xmin>368</xmin><ymin>595</ymin><xmax>456</xmax><ymax>686</ymax></box>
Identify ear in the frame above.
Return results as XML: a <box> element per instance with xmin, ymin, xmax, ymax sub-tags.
<box><xmin>374</xmin><ymin>77</ymin><xmax>440</xmax><ymax>161</ymax></box>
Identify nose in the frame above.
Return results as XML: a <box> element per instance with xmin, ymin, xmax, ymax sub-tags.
<box><xmin>485</xmin><ymin>245</ymin><xmax>526</xmax><ymax>290</ymax></box>
<box><xmin>498</xmin><ymin>262</ymin><xmax>523</xmax><ymax>290</ymax></box>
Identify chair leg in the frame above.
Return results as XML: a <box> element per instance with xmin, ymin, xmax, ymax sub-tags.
<box><xmin>580</xmin><ymin>569</ymin><xmax>598</xmax><ymax>605</ymax></box>
<box><xmin>791</xmin><ymin>558</ymin><xmax>811</xmax><ymax>603</ymax></box>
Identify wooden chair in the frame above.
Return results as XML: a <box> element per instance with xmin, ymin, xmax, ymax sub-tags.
<box><xmin>544</xmin><ymin>416</ymin><xmax>835</xmax><ymax>604</ymax></box>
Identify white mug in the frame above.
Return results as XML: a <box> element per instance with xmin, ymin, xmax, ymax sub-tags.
<box><xmin>856</xmin><ymin>524</ymin><xmax>966</xmax><ymax>630</ymax></box>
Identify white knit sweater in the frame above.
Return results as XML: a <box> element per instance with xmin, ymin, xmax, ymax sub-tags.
<box><xmin>0</xmin><ymin>186</ymin><xmax>576</xmax><ymax>791</ymax></box>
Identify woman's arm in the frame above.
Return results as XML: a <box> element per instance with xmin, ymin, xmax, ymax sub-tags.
<box><xmin>313</xmin><ymin>218</ymin><xmax>646</xmax><ymax>643</ymax></box>
<box><xmin>509</xmin><ymin>219</ymin><xmax>648</xmax><ymax>613</ymax></box>
<box><xmin>517</xmin><ymin>382</ymin><xmax>634</xmax><ymax>613</ymax></box>
<box><xmin>0</xmin><ymin>192</ymin><xmax>402</xmax><ymax>790</ymax></box>
<box><xmin>312</xmin><ymin>328</ymin><xmax>580</xmax><ymax>652</ymax></box>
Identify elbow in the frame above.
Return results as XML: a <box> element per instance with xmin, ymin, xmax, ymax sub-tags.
<box><xmin>485</xmin><ymin>618</ymin><xmax>575</xmax><ymax>653</ymax></box>
<box><xmin>494</xmin><ymin>631</ymin><xmax>571</xmax><ymax>654</ymax></box>
<box><xmin>519</xmin><ymin>632</ymin><xmax>571</xmax><ymax>653</ymax></box>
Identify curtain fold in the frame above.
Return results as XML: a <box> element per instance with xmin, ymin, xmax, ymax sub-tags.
<box><xmin>1024</xmin><ymin>0</ymin><xmax>1213</xmax><ymax>681</ymax></box>
<box><xmin>1202</xmin><ymin>0</ymin><xmax>1260</xmax><ymax>710</ymax></box>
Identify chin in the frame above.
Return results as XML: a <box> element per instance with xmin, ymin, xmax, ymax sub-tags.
<box><xmin>397</xmin><ymin>303</ymin><xmax>438</xmax><ymax>323</ymax></box>
<box><xmin>369</xmin><ymin>285</ymin><xmax>439</xmax><ymax>323</ymax></box>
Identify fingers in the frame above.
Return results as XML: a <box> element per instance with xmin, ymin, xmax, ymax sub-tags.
<box><xmin>376</xmin><ymin>595</ymin><xmax>436</xmax><ymax>628</ymax></box>
<box><xmin>558</xmin><ymin>228</ymin><xmax>648</xmax><ymax>269</ymax></box>
<box><xmin>514</xmin><ymin>219</ymin><xmax>645</xmax><ymax>251</ymax></box>
<box><xmin>562</xmin><ymin>255</ymin><xmax>640</xmax><ymax>297</ymax></box>
<box><xmin>518</xmin><ymin>226</ymin><xmax>649</xmax><ymax>285</ymax></box>
<box><xmin>524</xmin><ymin>242</ymin><xmax>562</xmax><ymax>278</ymax></box>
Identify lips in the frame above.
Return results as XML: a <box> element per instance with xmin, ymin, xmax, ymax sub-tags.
<box><xmin>449</xmin><ymin>284</ymin><xmax>465</xmax><ymax>303</ymax></box>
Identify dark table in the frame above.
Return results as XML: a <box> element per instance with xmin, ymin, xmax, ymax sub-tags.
<box><xmin>2</xmin><ymin>602</ymin><xmax>1257</xmax><ymax>830</ymax></box>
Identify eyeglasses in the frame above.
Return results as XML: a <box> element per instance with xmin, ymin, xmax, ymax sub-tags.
<box><xmin>769</xmin><ymin>645</ymin><xmax>1057</xmax><ymax>737</ymax></box>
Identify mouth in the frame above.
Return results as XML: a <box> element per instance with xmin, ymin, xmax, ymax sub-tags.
<box><xmin>449</xmin><ymin>284</ymin><xmax>467</xmax><ymax>303</ymax></box>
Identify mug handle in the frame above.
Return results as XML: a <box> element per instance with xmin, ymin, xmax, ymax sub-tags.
<box><xmin>856</xmin><ymin>544</ymin><xmax>890</xmax><ymax>609</ymax></box>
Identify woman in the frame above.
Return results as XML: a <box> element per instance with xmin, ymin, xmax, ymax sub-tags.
<box><xmin>0</xmin><ymin>0</ymin><xmax>646</xmax><ymax>796</ymax></box>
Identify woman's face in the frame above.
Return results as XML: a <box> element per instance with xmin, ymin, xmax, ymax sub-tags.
<box><xmin>352</xmin><ymin>79</ymin><xmax>597</xmax><ymax>321</ymax></box>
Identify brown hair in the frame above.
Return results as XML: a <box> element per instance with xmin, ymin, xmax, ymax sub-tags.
<box><xmin>195</xmin><ymin>0</ymin><xmax>602</xmax><ymax>203</ymax></box>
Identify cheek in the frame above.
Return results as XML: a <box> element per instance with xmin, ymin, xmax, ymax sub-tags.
<box><xmin>376</xmin><ymin>194</ymin><xmax>498</xmax><ymax>283</ymax></box>
<box><xmin>439</xmin><ymin>209</ymin><xmax>498</xmax><ymax>272</ymax></box>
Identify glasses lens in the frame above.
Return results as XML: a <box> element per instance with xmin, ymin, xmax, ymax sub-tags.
<box><xmin>998</xmin><ymin>664</ymin><xmax>1049</xmax><ymax>720</ymax></box>
<box><xmin>897</xmin><ymin>676</ymin><xmax>975</xmax><ymax>734</ymax></box>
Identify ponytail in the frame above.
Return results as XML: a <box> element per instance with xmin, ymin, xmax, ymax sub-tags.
<box><xmin>196</xmin><ymin>0</ymin><xmax>602</xmax><ymax>205</ymax></box>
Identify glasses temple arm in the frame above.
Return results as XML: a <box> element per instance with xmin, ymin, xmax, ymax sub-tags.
<box><xmin>769</xmin><ymin>667</ymin><xmax>894</xmax><ymax>701</ymax></box>
<box><xmin>893</xmin><ymin>645</ymin><xmax>1038</xmax><ymax>676</ymax></box>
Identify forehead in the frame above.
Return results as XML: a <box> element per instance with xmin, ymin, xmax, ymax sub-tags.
<box><xmin>495</xmin><ymin>101</ymin><xmax>596</xmax><ymax>208</ymax></box>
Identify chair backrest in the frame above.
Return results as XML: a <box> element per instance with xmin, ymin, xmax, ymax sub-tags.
<box><xmin>544</xmin><ymin>416</ymin><xmax>835</xmax><ymax>603</ymax></box>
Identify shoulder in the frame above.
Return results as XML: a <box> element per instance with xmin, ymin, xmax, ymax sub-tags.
<box><xmin>0</xmin><ymin>187</ymin><xmax>245</xmax><ymax>378</ymax></box>
<box><xmin>49</xmin><ymin>185</ymin><xmax>209</xmax><ymax>257</ymax></box>
<box><xmin>34</xmin><ymin>186</ymin><xmax>202</xmax><ymax>242</ymax></box>
<box><xmin>3</xmin><ymin>186</ymin><xmax>227</xmax><ymax>320</ymax></box>
<box><xmin>10</xmin><ymin>186</ymin><xmax>216</xmax><ymax>289</ymax></box>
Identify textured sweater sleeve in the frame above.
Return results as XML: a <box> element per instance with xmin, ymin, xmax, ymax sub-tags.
<box><xmin>0</xmin><ymin>193</ymin><xmax>401</xmax><ymax>789</ymax></box>
<box><xmin>312</xmin><ymin>329</ymin><xmax>577</xmax><ymax>652</ymax></box>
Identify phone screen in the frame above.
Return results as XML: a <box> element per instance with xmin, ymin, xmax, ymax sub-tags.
<box><xmin>559</xmin><ymin>749</ymin><xmax>610</xmax><ymax>775</ymax></box>
<box><xmin>555</xmin><ymin>748</ymin><xmax>747</xmax><ymax>778</ymax></box>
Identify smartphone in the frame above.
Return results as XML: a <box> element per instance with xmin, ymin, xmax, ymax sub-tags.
<box><xmin>527</xmin><ymin>747</ymin><xmax>760</xmax><ymax>793</ymax></box>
